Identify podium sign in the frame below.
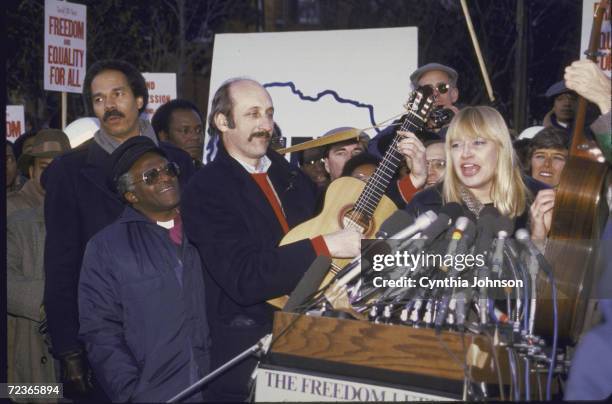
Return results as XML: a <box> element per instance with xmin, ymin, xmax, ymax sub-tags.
<box><xmin>255</xmin><ymin>367</ymin><xmax>456</xmax><ymax>402</ymax></box>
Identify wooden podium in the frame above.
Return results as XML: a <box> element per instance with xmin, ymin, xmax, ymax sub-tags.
<box><xmin>263</xmin><ymin>312</ymin><xmax>545</xmax><ymax>401</ymax></box>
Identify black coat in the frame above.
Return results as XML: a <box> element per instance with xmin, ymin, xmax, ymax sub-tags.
<box><xmin>181</xmin><ymin>147</ymin><xmax>319</xmax><ymax>401</ymax></box>
<box><xmin>42</xmin><ymin>138</ymin><xmax>195</xmax><ymax>357</ymax></box>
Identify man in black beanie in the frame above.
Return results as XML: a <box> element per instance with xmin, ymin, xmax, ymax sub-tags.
<box><xmin>41</xmin><ymin>59</ymin><xmax>195</xmax><ymax>400</ymax></box>
<box><xmin>78</xmin><ymin>136</ymin><xmax>210</xmax><ymax>402</ymax></box>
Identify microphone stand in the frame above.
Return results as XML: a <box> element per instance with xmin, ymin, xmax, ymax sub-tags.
<box><xmin>166</xmin><ymin>334</ymin><xmax>273</xmax><ymax>403</ymax></box>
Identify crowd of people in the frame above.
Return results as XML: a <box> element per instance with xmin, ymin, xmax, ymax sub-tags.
<box><xmin>6</xmin><ymin>57</ymin><xmax>611</xmax><ymax>402</ymax></box>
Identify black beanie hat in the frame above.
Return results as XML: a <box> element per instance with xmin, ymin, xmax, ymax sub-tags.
<box><xmin>108</xmin><ymin>136</ymin><xmax>167</xmax><ymax>193</ymax></box>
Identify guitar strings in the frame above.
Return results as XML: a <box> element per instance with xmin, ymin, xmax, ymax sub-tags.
<box><xmin>349</xmin><ymin>97</ymin><xmax>427</xmax><ymax>225</ymax></box>
<box><xmin>356</xmin><ymin>121</ymin><xmax>411</xmax><ymax>216</ymax></box>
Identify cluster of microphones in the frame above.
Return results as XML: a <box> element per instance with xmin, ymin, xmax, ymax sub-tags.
<box><xmin>317</xmin><ymin>202</ymin><xmax>555</xmax><ymax>337</ymax></box>
<box><xmin>280</xmin><ymin>203</ymin><xmax>561</xmax><ymax>401</ymax></box>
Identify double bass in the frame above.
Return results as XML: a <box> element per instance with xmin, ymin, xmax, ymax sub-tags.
<box><xmin>536</xmin><ymin>0</ymin><xmax>611</xmax><ymax>343</ymax></box>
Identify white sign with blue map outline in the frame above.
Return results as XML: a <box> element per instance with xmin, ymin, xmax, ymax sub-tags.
<box><xmin>206</xmin><ymin>27</ymin><xmax>418</xmax><ymax>162</ymax></box>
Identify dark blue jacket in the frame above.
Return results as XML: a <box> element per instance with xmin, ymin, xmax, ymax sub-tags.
<box><xmin>42</xmin><ymin>138</ymin><xmax>195</xmax><ymax>357</ymax></box>
<box><xmin>404</xmin><ymin>176</ymin><xmax>550</xmax><ymax>230</ymax></box>
<box><xmin>78</xmin><ymin>207</ymin><xmax>210</xmax><ymax>402</ymax></box>
<box><xmin>181</xmin><ymin>146</ymin><xmax>318</xmax><ymax>401</ymax></box>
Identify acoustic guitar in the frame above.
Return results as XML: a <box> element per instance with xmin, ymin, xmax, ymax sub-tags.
<box><xmin>268</xmin><ymin>87</ymin><xmax>437</xmax><ymax>309</ymax></box>
<box><xmin>537</xmin><ymin>0</ymin><xmax>610</xmax><ymax>343</ymax></box>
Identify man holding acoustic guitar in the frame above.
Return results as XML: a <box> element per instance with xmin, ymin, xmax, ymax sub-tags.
<box><xmin>181</xmin><ymin>78</ymin><xmax>362</xmax><ymax>401</ymax></box>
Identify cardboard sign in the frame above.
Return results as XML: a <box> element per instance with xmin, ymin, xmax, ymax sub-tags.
<box><xmin>142</xmin><ymin>73</ymin><xmax>177</xmax><ymax>122</ymax></box>
<box><xmin>206</xmin><ymin>27</ymin><xmax>418</xmax><ymax>162</ymax></box>
<box><xmin>581</xmin><ymin>0</ymin><xmax>611</xmax><ymax>76</ymax></box>
<box><xmin>44</xmin><ymin>0</ymin><xmax>87</xmax><ymax>93</ymax></box>
<box><xmin>6</xmin><ymin>105</ymin><xmax>26</xmax><ymax>142</ymax></box>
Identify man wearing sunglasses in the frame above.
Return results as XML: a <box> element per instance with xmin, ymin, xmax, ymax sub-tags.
<box><xmin>181</xmin><ymin>78</ymin><xmax>361</xmax><ymax>401</ymax></box>
<box><xmin>411</xmin><ymin>62</ymin><xmax>460</xmax><ymax>118</ymax></box>
<box><xmin>41</xmin><ymin>59</ymin><xmax>195</xmax><ymax>400</ymax></box>
<box><xmin>369</xmin><ymin>62</ymin><xmax>460</xmax><ymax>151</ymax></box>
<box><xmin>367</xmin><ymin>63</ymin><xmax>460</xmax><ymax>195</ymax></box>
<box><xmin>78</xmin><ymin>136</ymin><xmax>210</xmax><ymax>402</ymax></box>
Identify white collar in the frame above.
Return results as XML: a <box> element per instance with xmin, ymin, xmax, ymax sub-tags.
<box><xmin>233</xmin><ymin>154</ymin><xmax>272</xmax><ymax>174</ymax></box>
<box><xmin>157</xmin><ymin>219</ymin><xmax>174</xmax><ymax>229</ymax></box>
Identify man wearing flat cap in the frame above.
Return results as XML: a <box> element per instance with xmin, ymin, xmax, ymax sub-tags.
<box><xmin>78</xmin><ymin>136</ymin><xmax>210</xmax><ymax>402</ymax></box>
<box><xmin>366</xmin><ymin>63</ymin><xmax>460</xmax><ymax>207</ymax></box>
<box><xmin>7</xmin><ymin>128</ymin><xmax>71</xmax><ymax>388</ymax></box>
<box><xmin>368</xmin><ymin>62</ymin><xmax>461</xmax><ymax>155</ymax></box>
<box><xmin>7</xmin><ymin>129</ymin><xmax>71</xmax><ymax>216</ymax></box>
<box><xmin>542</xmin><ymin>80</ymin><xmax>578</xmax><ymax>132</ymax></box>
<box><xmin>41</xmin><ymin>59</ymin><xmax>195</xmax><ymax>400</ymax></box>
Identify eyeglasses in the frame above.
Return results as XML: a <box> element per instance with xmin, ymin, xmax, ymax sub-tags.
<box><xmin>421</xmin><ymin>82</ymin><xmax>452</xmax><ymax>95</ymax></box>
<box><xmin>132</xmin><ymin>162</ymin><xmax>180</xmax><ymax>186</ymax></box>
<box><xmin>427</xmin><ymin>159</ymin><xmax>446</xmax><ymax>170</ymax></box>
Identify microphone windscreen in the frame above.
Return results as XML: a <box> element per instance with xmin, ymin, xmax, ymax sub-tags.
<box><xmin>474</xmin><ymin>211</ymin><xmax>499</xmax><ymax>256</ymax></box>
<box><xmin>283</xmin><ymin>256</ymin><xmax>332</xmax><ymax>313</ymax></box>
<box><xmin>378</xmin><ymin>210</ymin><xmax>415</xmax><ymax>237</ymax></box>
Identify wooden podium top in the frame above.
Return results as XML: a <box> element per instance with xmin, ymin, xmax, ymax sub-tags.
<box><xmin>269</xmin><ymin>312</ymin><xmax>512</xmax><ymax>387</ymax></box>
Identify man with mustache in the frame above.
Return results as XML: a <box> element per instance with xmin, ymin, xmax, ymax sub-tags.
<box><xmin>41</xmin><ymin>59</ymin><xmax>195</xmax><ymax>400</ymax></box>
<box><xmin>152</xmin><ymin>99</ymin><xmax>205</xmax><ymax>168</ymax></box>
<box><xmin>182</xmin><ymin>78</ymin><xmax>360</xmax><ymax>401</ymax></box>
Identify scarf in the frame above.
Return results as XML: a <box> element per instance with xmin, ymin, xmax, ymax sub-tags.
<box><xmin>459</xmin><ymin>185</ymin><xmax>485</xmax><ymax>219</ymax></box>
<box><xmin>93</xmin><ymin>119</ymin><xmax>159</xmax><ymax>154</ymax></box>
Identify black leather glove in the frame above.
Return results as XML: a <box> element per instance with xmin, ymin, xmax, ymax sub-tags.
<box><xmin>60</xmin><ymin>350</ymin><xmax>94</xmax><ymax>398</ymax></box>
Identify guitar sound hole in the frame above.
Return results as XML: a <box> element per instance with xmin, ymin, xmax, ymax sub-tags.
<box><xmin>341</xmin><ymin>207</ymin><xmax>372</xmax><ymax>235</ymax></box>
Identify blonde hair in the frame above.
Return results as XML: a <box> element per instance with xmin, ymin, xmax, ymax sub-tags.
<box><xmin>442</xmin><ymin>106</ymin><xmax>528</xmax><ymax>218</ymax></box>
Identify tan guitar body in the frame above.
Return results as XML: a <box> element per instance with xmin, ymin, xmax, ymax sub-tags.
<box><xmin>268</xmin><ymin>176</ymin><xmax>398</xmax><ymax>309</ymax></box>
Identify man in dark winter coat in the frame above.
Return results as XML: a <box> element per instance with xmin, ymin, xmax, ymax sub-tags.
<box><xmin>182</xmin><ymin>78</ymin><xmax>361</xmax><ymax>401</ymax></box>
<box><xmin>42</xmin><ymin>59</ymin><xmax>195</xmax><ymax>399</ymax></box>
<box><xmin>79</xmin><ymin>136</ymin><xmax>210</xmax><ymax>402</ymax></box>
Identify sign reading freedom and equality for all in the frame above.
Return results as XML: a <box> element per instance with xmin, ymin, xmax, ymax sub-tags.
<box><xmin>141</xmin><ymin>73</ymin><xmax>177</xmax><ymax>122</ymax></box>
<box><xmin>44</xmin><ymin>0</ymin><xmax>87</xmax><ymax>93</ymax></box>
<box><xmin>6</xmin><ymin>106</ymin><xmax>26</xmax><ymax>142</ymax></box>
<box><xmin>581</xmin><ymin>0</ymin><xmax>611</xmax><ymax>77</ymax></box>
<box><xmin>206</xmin><ymin>27</ymin><xmax>418</xmax><ymax>162</ymax></box>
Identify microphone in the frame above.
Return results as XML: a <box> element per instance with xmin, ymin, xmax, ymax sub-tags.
<box><xmin>388</xmin><ymin>210</ymin><xmax>437</xmax><ymax>241</ymax></box>
<box><xmin>283</xmin><ymin>256</ymin><xmax>332</xmax><ymax>312</ymax></box>
<box><xmin>375</xmin><ymin>204</ymin><xmax>464</xmax><ymax>302</ymax></box>
<box><xmin>473</xmin><ymin>206</ymin><xmax>501</xmax><ymax>262</ymax></box>
<box><xmin>434</xmin><ymin>216</ymin><xmax>477</xmax><ymax>330</ymax></box>
<box><xmin>478</xmin><ymin>214</ymin><xmax>514</xmax><ymax>324</ymax></box>
<box><xmin>399</xmin><ymin>203</ymin><xmax>464</xmax><ymax>253</ymax></box>
<box><xmin>515</xmin><ymin>229</ymin><xmax>552</xmax><ymax>275</ymax></box>
<box><xmin>359</xmin><ymin>211</ymin><xmax>437</xmax><ymax>282</ymax></box>
<box><xmin>375</xmin><ymin>210</ymin><xmax>416</xmax><ymax>238</ymax></box>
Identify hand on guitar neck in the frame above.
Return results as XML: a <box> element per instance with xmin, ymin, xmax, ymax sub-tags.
<box><xmin>564</xmin><ymin>60</ymin><xmax>611</xmax><ymax>115</ymax></box>
<box><xmin>322</xmin><ymin>228</ymin><xmax>362</xmax><ymax>258</ymax></box>
<box><xmin>397</xmin><ymin>130</ymin><xmax>428</xmax><ymax>189</ymax></box>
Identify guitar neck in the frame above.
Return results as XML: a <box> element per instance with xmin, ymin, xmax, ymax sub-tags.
<box><xmin>354</xmin><ymin>111</ymin><xmax>426</xmax><ymax>218</ymax></box>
